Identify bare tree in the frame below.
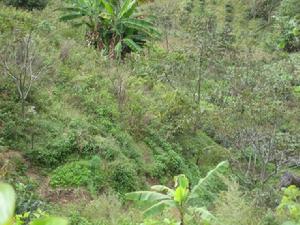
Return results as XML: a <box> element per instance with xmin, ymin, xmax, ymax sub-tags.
<box><xmin>0</xmin><ymin>33</ymin><xmax>48</xmax><ymax>117</ymax></box>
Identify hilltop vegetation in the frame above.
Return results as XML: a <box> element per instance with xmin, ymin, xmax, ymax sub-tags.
<box><xmin>0</xmin><ymin>0</ymin><xmax>300</xmax><ymax>224</ymax></box>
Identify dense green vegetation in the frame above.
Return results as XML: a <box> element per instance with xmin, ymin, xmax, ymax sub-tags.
<box><xmin>0</xmin><ymin>0</ymin><xmax>299</xmax><ymax>224</ymax></box>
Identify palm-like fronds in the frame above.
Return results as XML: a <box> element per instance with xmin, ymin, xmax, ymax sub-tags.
<box><xmin>60</xmin><ymin>0</ymin><xmax>160</xmax><ymax>59</ymax></box>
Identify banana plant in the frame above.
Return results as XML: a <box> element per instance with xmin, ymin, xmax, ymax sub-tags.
<box><xmin>0</xmin><ymin>183</ymin><xmax>68</xmax><ymax>225</ymax></box>
<box><xmin>59</xmin><ymin>0</ymin><xmax>103</xmax><ymax>31</ymax></box>
<box><xmin>126</xmin><ymin>161</ymin><xmax>229</xmax><ymax>225</ymax></box>
<box><xmin>99</xmin><ymin>0</ymin><xmax>160</xmax><ymax>59</ymax></box>
<box><xmin>60</xmin><ymin>0</ymin><xmax>160</xmax><ymax>59</ymax></box>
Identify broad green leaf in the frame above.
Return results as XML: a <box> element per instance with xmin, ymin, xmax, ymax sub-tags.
<box><xmin>118</xmin><ymin>0</ymin><xmax>137</xmax><ymax>19</ymax></box>
<box><xmin>175</xmin><ymin>174</ymin><xmax>189</xmax><ymax>189</ymax></box>
<box><xmin>30</xmin><ymin>217</ymin><xmax>68</xmax><ymax>225</ymax></box>
<box><xmin>189</xmin><ymin>207</ymin><xmax>216</xmax><ymax>222</ymax></box>
<box><xmin>151</xmin><ymin>185</ymin><xmax>174</xmax><ymax>196</ymax></box>
<box><xmin>174</xmin><ymin>187</ymin><xmax>188</xmax><ymax>204</ymax></box>
<box><xmin>123</xmin><ymin>19</ymin><xmax>161</xmax><ymax>39</ymax></box>
<box><xmin>0</xmin><ymin>183</ymin><xmax>16</xmax><ymax>225</ymax></box>
<box><xmin>101</xmin><ymin>0</ymin><xmax>114</xmax><ymax>16</ymax></box>
<box><xmin>293</xmin><ymin>28</ymin><xmax>300</xmax><ymax>36</ymax></box>
<box><xmin>143</xmin><ymin>200</ymin><xmax>176</xmax><ymax>217</ymax></box>
<box><xmin>123</xmin><ymin>38</ymin><xmax>142</xmax><ymax>52</ymax></box>
<box><xmin>278</xmin><ymin>40</ymin><xmax>286</xmax><ymax>49</ymax></box>
<box><xmin>125</xmin><ymin>191</ymin><xmax>170</xmax><ymax>202</ymax></box>
<box><xmin>59</xmin><ymin>13</ymin><xmax>84</xmax><ymax>21</ymax></box>
<box><xmin>188</xmin><ymin>161</ymin><xmax>229</xmax><ymax>203</ymax></box>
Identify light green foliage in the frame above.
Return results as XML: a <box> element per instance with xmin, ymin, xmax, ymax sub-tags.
<box><xmin>0</xmin><ymin>183</ymin><xmax>16</xmax><ymax>225</ymax></box>
<box><xmin>50</xmin><ymin>160</ymin><xmax>104</xmax><ymax>189</ymax></box>
<box><xmin>30</xmin><ymin>217</ymin><xmax>68</xmax><ymax>225</ymax></box>
<box><xmin>50</xmin><ymin>161</ymin><xmax>91</xmax><ymax>187</ymax></box>
<box><xmin>0</xmin><ymin>6</ymin><xmax>36</xmax><ymax>33</ymax></box>
<box><xmin>277</xmin><ymin>185</ymin><xmax>300</xmax><ymax>224</ymax></box>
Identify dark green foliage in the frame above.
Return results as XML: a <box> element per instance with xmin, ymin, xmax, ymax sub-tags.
<box><xmin>27</xmin><ymin>134</ymin><xmax>75</xmax><ymax>168</ymax></box>
<box><xmin>152</xmin><ymin>151</ymin><xmax>184</xmax><ymax>179</ymax></box>
<box><xmin>4</xmin><ymin>0</ymin><xmax>48</xmax><ymax>10</ymax></box>
<box><xmin>276</xmin><ymin>0</ymin><xmax>300</xmax><ymax>51</ymax></box>
<box><xmin>109</xmin><ymin>161</ymin><xmax>139</xmax><ymax>193</ymax></box>
<box><xmin>247</xmin><ymin>0</ymin><xmax>282</xmax><ymax>20</ymax></box>
<box><xmin>15</xmin><ymin>182</ymin><xmax>44</xmax><ymax>215</ymax></box>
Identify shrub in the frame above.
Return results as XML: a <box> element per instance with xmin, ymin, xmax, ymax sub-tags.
<box><xmin>109</xmin><ymin>161</ymin><xmax>139</xmax><ymax>193</ymax></box>
<box><xmin>4</xmin><ymin>0</ymin><xmax>48</xmax><ymax>10</ymax></box>
<box><xmin>276</xmin><ymin>0</ymin><xmax>300</xmax><ymax>52</ymax></box>
<box><xmin>50</xmin><ymin>160</ymin><xmax>105</xmax><ymax>189</ymax></box>
<box><xmin>50</xmin><ymin>161</ymin><xmax>91</xmax><ymax>188</ymax></box>
<box><xmin>69</xmin><ymin>213</ymin><xmax>93</xmax><ymax>225</ymax></box>
<box><xmin>152</xmin><ymin>151</ymin><xmax>185</xmax><ymax>178</ymax></box>
<box><xmin>27</xmin><ymin>134</ymin><xmax>75</xmax><ymax>168</ymax></box>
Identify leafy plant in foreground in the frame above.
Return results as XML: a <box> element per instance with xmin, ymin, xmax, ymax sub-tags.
<box><xmin>0</xmin><ymin>183</ymin><xmax>68</xmax><ymax>225</ymax></box>
<box><xmin>126</xmin><ymin>161</ymin><xmax>229</xmax><ymax>225</ymax></box>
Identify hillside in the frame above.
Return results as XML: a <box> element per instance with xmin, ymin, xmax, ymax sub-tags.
<box><xmin>0</xmin><ymin>0</ymin><xmax>300</xmax><ymax>224</ymax></box>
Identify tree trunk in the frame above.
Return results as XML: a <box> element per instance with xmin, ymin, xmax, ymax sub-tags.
<box><xmin>21</xmin><ymin>98</ymin><xmax>25</xmax><ymax>118</ymax></box>
<box><xmin>109</xmin><ymin>35</ymin><xmax>117</xmax><ymax>60</ymax></box>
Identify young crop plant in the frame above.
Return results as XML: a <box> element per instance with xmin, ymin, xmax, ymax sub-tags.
<box><xmin>126</xmin><ymin>161</ymin><xmax>229</xmax><ymax>225</ymax></box>
<box><xmin>60</xmin><ymin>0</ymin><xmax>161</xmax><ymax>59</ymax></box>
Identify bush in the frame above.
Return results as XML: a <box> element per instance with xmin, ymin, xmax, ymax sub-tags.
<box><xmin>109</xmin><ymin>161</ymin><xmax>139</xmax><ymax>193</ymax></box>
<box><xmin>4</xmin><ymin>0</ymin><xmax>48</xmax><ymax>10</ymax></box>
<box><xmin>152</xmin><ymin>151</ymin><xmax>185</xmax><ymax>178</ymax></box>
<box><xmin>50</xmin><ymin>160</ymin><xmax>105</xmax><ymax>189</ymax></box>
<box><xmin>69</xmin><ymin>213</ymin><xmax>93</xmax><ymax>225</ymax></box>
<box><xmin>27</xmin><ymin>134</ymin><xmax>75</xmax><ymax>168</ymax></box>
<box><xmin>50</xmin><ymin>161</ymin><xmax>91</xmax><ymax>188</ymax></box>
<box><xmin>276</xmin><ymin>0</ymin><xmax>300</xmax><ymax>52</ymax></box>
